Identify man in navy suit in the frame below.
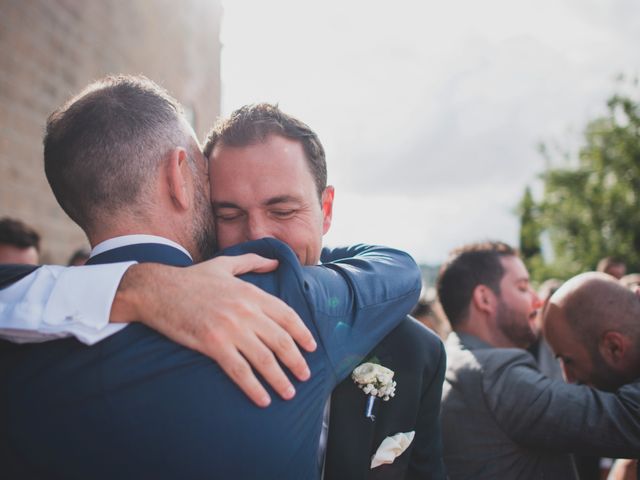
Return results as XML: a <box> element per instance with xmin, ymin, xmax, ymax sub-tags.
<box><xmin>202</xmin><ymin>103</ymin><xmax>446</xmax><ymax>479</ymax></box>
<box><xmin>0</xmin><ymin>75</ymin><xmax>421</xmax><ymax>479</ymax></box>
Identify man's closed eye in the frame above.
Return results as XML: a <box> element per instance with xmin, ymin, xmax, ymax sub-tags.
<box><xmin>270</xmin><ymin>210</ymin><xmax>296</xmax><ymax>219</ymax></box>
<box><xmin>216</xmin><ymin>212</ymin><xmax>245</xmax><ymax>222</ymax></box>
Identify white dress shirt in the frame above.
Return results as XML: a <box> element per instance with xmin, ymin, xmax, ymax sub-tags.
<box><xmin>0</xmin><ymin>234</ymin><xmax>189</xmax><ymax>344</ymax></box>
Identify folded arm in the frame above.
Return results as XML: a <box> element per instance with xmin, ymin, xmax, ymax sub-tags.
<box><xmin>483</xmin><ymin>350</ymin><xmax>640</xmax><ymax>458</ymax></box>
<box><xmin>0</xmin><ymin>256</ymin><xmax>314</xmax><ymax>407</ymax></box>
<box><xmin>0</xmin><ymin>242</ymin><xmax>421</xmax><ymax>406</ymax></box>
<box><xmin>302</xmin><ymin>243</ymin><xmax>423</xmax><ymax>380</ymax></box>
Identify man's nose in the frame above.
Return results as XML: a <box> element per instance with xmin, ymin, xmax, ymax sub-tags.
<box><xmin>246</xmin><ymin>217</ymin><xmax>271</xmax><ymax>241</ymax></box>
<box><xmin>531</xmin><ymin>290</ymin><xmax>543</xmax><ymax>309</ymax></box>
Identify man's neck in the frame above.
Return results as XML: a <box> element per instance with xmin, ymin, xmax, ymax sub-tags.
<box><xmin>454</xmin><ymin>317</ymin><xmax>519</xmax><ymax>349</ymax></box>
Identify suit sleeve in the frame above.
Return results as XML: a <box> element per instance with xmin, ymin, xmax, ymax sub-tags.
<box><xmin>482</xmin><ymin>350</ymin><xmax>640</xmax><ymax>458</ymax></box>
<box><xmin>227</xmin><ymin>240</ymin><xmax>422</xmax><ymax>381</ymax></box>
<box><xmin>320</xmin><ymin>244</ymin><xmax>374</xmax><ymax>263</ymax></box>
<box><xmin>301</xmin><ymin>244</ymin><xmax>423</xmax><ymax>381</ymax></box>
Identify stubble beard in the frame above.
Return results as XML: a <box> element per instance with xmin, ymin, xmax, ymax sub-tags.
<box><xmin>495</xmin><ymin>300</ymin><xmax>538</xmax><ymax>349</ymax></box>
<box><xmin>191</xmin><ymin>176</ymin><xmax>217</xmax><ymax>261</ymax></box>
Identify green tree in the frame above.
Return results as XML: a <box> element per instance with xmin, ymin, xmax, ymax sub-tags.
<box><xmin>518</xmin><ymin>186</ymin><xmax>544</xmax><ymax>280</ymax></box>
<box><xmin>519</xmin><ymin>186</ymin><xmax>541</xmax><ymax>259</ymax></box>
<box><xmin>534</xmin><ymin>81</ymin><xmax>640</xmax><ymax>279</ymax></box>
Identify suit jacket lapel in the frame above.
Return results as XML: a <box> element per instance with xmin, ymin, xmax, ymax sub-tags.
<box><xmin>324</xmin><ymin>375</ymin><xmax>377</xmax><ymax>480</ymax></box>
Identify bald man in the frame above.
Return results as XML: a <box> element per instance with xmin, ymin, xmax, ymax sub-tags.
<box><xmin>544</xmin><ymin>272</ymin><xmax>640</xmax><ymax>480</ymax></box>
<box><xmin>544</xmin><ymin>272</ymin><xmax>640</xmax><ymax>392</ymax></box>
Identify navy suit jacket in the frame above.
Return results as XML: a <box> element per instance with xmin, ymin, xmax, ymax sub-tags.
<box><xmin>320</xmin><ymin>247</ymin><xmax>446</xmax><ymax>479</ymax></box>
<box><xmin>324</xmin><ymin>317</ymin><xmax>446</xmax><ymax>480</ymax></box>
<box><xmin>0</xmin><ymin>239</ymin><xmax>421</xmax><ymax>479</ymax></box>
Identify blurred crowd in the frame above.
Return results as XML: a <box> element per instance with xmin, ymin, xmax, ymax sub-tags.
<box><xmin>0</xmin><ymin>217</ymin><xmax>88</xmax><ymax>267</ymax></box>
<box><xmin>411</xmin><ymin>246</ymin><xmax>639</xmax><ymax>480</ymax></box>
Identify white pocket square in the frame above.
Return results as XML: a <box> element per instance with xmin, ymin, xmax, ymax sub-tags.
<box><xmin>370</xmin><ymin>431</ymin><xmax>415</xmax><ymax>469</ymax></box>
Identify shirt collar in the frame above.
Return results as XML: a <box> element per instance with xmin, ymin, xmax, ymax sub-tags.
<box><xmin>447</xmin><ymin>331</ymin><xmax>494</xmax><ymax>351</ymax></box>
<box><xmin>90</xmin><ymin>235</ymin><xmax>192</xmax><ymax>260</ymax></box>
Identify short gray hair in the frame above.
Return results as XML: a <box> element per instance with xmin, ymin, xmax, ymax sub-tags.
<box><xmin>44</xmin><ymin>75</ymin><xmax>197</xmax><ymax>233</ymax></box>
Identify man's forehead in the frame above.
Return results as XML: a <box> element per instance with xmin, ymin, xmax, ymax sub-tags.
<box><xmin>542</xmin><ymin>303</ymin><xmax>564</xmax><ymax>330</ymax></box>
<box><xmin>499</xmin><ymin>255</ymin><xmax>529</xmax><ymax>280</ymax></box>
<box><xmin>211</xmin><ymin>134</ymin><xmax>304</xmax><ymax>157</ymax></box>
<box><xmin>209</xmin><ymin>136</ymin><xmax>314</xmax><ymax>184</ymax></box>
<box><xmin>208</xmin><ymin>137</ymin><xmax>319</xmax><ymax>202</ymax></box>
<box><xmin>213</xmin><ymin>194</ymin><xmax>305</xmax><ymax>209</ymax></box>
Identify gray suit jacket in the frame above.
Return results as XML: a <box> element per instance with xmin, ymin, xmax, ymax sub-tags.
<box><xmin>442</xmin><ymin>332</ymin><xmax>640</xmax><ymax>480</ymax></box>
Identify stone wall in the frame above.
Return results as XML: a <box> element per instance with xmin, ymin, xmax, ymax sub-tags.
<box><xmin>0</xmin><ymin>0</ymin><xmax>222</xmax><ymax>262</ymax></box>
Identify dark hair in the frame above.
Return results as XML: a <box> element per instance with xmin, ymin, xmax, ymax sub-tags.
<box><xmin>67</xmin><ymin>248</ymin><xmax>90</xmax><ymax>266</ymax></box>
<box><xmin>596</xmin><ymin>256</ymin><xmax>625</xmax><ymax>274</ymax></box>
<box><xmin>0</xmin><ymin>218</ymin><xmax>40</xmax><ymax>251</ymax></box>
<box><xmin>202</xmin><ymin>103</ymin><xmax>327</xmax><ymax>199</ymax></box>
<box><xmin>411</xmin><ymin>299</ymin><xmax>433</xmax><ymax>318</ymax></box>
<box><xmin>44</xmin><ymin>75</ymin><xmax>195</xmax><ymax>233</ymax></box>
<box><xmin>437</xmin><ymin>241</ymin><xmax>517</xmax><ymax>327</ymax></box>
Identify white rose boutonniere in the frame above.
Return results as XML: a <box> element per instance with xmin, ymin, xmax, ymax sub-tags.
<box><xmin>351</xmin><ymin>362</ymin><xmax>396</xmax><ymax>421</ymax></box>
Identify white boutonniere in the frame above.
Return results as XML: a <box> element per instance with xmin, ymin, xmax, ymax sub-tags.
<box><xmin>351</xmin><ymin>362</ymin><xmax>396</xmax><ymax>421</ymax></box>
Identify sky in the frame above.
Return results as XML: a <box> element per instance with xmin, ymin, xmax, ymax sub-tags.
<box><xmin>220</xmin><ymin>0</ymin><xmax>640</xmax><ymax>264</ymax></box>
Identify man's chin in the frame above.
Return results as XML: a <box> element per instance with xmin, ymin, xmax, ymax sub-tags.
<box><xmin>512</xmin><ymin>328</ymin><xmax>539</xmax><ymax>350</ymax></box>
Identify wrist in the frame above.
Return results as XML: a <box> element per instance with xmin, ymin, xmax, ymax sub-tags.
<box><xmin>109</xmin><ymin>264</ymin><xmax>157</xmax><ymax>323</ymax></box>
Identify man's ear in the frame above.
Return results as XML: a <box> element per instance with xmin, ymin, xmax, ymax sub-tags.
<box><xmin>166</xmin><ymin>148</ymin><xmax>191</xmax><ymax>211</ymax></box>
<box><xmin>598</xmin><ymin>331</ymin><xmax>630</xmax><ymax>366</ymax></box>
<box><xmin>471</xmin><ymin>285</ymin><xmax>495</xmax><ymax>316</ymax></box>
<box><xmin>321</xmin><ymin>186</ymin><xmax>335</xmax><ymax>235</ymax></box>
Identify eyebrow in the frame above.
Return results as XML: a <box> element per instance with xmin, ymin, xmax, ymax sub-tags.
<box><xmin>212</xmin><ymin>195</ymin><xmax>302</xmax><ymax>210</ymax></box>
<box><xmin>212</xmin><ymin>201</ymin><xmax>241</xmax><ymax>209</ymax></box>
<box><xmin>264</xmin><ymin>195</ymin><xmax>301</xmax><ymax>206</ymax></box>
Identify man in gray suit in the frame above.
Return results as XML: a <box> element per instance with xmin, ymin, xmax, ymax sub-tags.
<box><xmin>438</xmin><ymin>241</ymin><xmax>640</xmax><ymax>480</ymax></box>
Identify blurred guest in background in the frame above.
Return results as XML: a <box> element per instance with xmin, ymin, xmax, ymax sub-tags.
<box><xmin>597</xmin><ymin>256</ymin><xmax>627</xmax><ymax>280</ymax></box>
<box><xmin>67</xmin><ymin>248</ymin><xmax>90</xmax><ymax>266</ymax></box>
<box><xmin>411</xmin><ymin>289</ymin><xmax>451</xmax><ymax>340</ymax></box>
<box><xmin>534</xmin><ymin>278</ymin><xmax>606</xmax><ymax>480</ymax></box>
<box><xmin>544</xmin><ymin>272</ymin><xmax>640</xmax><ymax>480</ymax></box>
<box><xmin>620</xmin><ymin>273</ymin><xmax>640</xmax><ymax>291</ymax></box>
<box><xmin>544</xmin><ymin>271</ymin><xmax>640</xmax><ymax>396</ymax></box>
<box><xmin>438</xmin><ymin>242</ymin><xmax>640</xmax><ymax>480</ymax></box>
<box><xmin>0</xmin><ymin>217</ymin><xmax>40</xmax><ymax>265</ymax></box>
